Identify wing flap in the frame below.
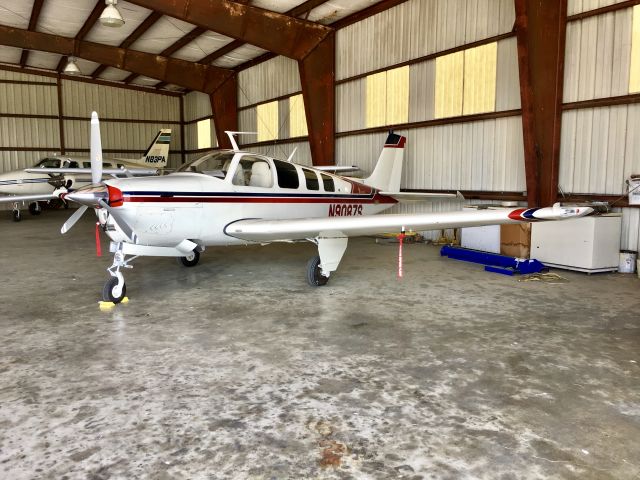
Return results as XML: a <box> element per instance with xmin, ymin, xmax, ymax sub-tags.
<box><xmin>225</xmin><ymin>205</ymin><xmax>593</xmax><ymax>242</ymax></box>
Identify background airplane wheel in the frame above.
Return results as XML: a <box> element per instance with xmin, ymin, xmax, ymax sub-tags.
<box><xmin>179</xmin><ymin>250</ymin><xmax>200</xmax><ymax>267</ymax></box>
<box><xmin>12</xmin><ymin>210</ymin><xmax>21</xmax><ymax>222</ymax></box>
<box><xmin>306</xmin><ymin>255</ymin><xmax>329</xmax><ymax>287</ymax></box>
<box><xmin>28</xmin><ymin>202</ymin><xmax>41</xmax><ymax>215</ymax></box>
<box><xmin>102</xmin><ymin>277</ymin><xmax>126</xmax><ymax>303</ymax></box>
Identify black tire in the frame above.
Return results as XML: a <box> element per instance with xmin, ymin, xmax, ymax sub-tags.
<box><xmin>102</xmin><ymin>277</ymin><xmax>126</xmax><ymax>303</ymax></box>
<box><xmin>306</xmin><ymin>255</ymin><xmax>329</xmax><ymax>287</ymax></box>
<box><xmin>12</xmin><ymin>210</ymin><xmax>21</xmax><ymax>222</ymax></box>
<box><xmin>180</xmin><ymin>250</ymin><xmax>200</xmax><ymax>267</ymax></box>
<box><xmin>28</xmin><ymin>202</ymin><xmax>41</xmax><ymax>215</ymax></box>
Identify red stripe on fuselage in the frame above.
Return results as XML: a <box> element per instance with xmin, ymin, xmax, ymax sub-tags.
<box><xmin>122</xmin><ymin>193</ymin><xmax>397</xmax><ymax>205</ymax></box>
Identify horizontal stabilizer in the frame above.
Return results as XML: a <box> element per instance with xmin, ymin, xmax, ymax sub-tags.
<box><xmin>315</xmin><ymin>165</ymin><xmax>360</xmax><ymax>174</ymax></box>
<box><xmin>380</xmin><ymin>191</ymin><xmax>465</xmax><ymax>202</ymax></box>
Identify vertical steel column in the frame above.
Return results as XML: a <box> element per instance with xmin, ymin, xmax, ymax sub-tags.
<box><xmin>56</xmin><ymin>76</ymin><xmax>65</xmax><ymax>154</ymax></box>
<box><xmin>299</xmin><ymin>33</ymin><xmax>335</xmax><ymax>166</ymax></box>
<box><xmin>179</xmin><ymin>95</ymin><xmax>186</xmax><ymax>165</ymax></box>
<box><xmin>210</xmin><ymin>74</ymin><xmax>238</xmax><ymax>149</ymax></box>
<box><xmin>515</xmin><ymin>0</ymin><xmax>568</xmax><ymax>207</ymax></box>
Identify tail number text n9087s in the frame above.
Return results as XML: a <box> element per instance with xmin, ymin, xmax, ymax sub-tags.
<box><xmin>329</xmin><ymin>204</ymin><xmax>363</xmax><ymax>217</ymax></box>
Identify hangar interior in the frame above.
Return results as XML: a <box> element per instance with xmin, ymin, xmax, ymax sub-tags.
<box><xmin>0</xmin><ymin>0</ymin><xmax>639</xmax><ymax>478</ymax></box>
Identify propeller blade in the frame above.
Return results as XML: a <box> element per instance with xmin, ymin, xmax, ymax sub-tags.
<box><xmin>90</xmin><ymin>111</ymin><xmax>103</xmax><ymax>185</ymax></box>
<box><xmin>98</xmin><ymin>199</ymin><xmax>137</xmax><ymax>243</ymax></box>
<box><xmin>61</xmin><ymin>205</ymin><xmax>88</xmax><ymax>234</ymax></box>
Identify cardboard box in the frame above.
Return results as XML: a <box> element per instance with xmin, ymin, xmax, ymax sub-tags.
<box><xmin>501</xmin><ymin>223</ymin><xmax>531</xmax><ymax>258</ymax></box>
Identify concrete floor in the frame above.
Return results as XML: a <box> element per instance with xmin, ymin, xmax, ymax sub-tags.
<box><xmin>0</xmin><ymin>209</ymin><xmax>639</xmax><ymax>480</ymax></box>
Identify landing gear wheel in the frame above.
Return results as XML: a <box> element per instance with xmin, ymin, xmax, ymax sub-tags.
<box><xmin>102</xmin><ymin>277</ymin><xmax>126</xmax><ymax>303</ymax></box>
<box><xmin>28</xmin><ymin>202</ymin><xmax>41</xmax><ymax>215</ymax></box>
<box><xmin>179</xmin><ymin>250</ymin><xmax>200</xmax><ymax>267</ymax></box>
<box><xmin>306</xmin><ymin>255</ymin><xmax>329</xmax><ymax>287</ymax></box>
<box><xmin>12</xmin><ymin>210</ymin><xmax>21</xmax><ymax>222</ymax></box>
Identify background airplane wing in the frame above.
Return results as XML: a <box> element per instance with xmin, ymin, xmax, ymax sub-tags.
<box><xmin>225</xmin><ymin>205</ymin><xmax>593</xmax><ymax>242</ymax></box>
<box><xmin>0</xmin><ymin>193</ymin><xmax>59</xmax><ymax>203</ymax></box>
<box><xmin>26</xmin><ymin>167</ymin><xmax>158</xmax><ymax>176</ymax></box>
<box><xmin>379</xmin><ymin>191</ymin><xmax>464</xmax><ymax>202</ymax></box>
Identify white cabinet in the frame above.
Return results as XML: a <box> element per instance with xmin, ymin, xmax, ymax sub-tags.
<box><xmin>530</xmin><ymin>214</ymin><xmax>621</xmax><ymax>272</ymax></box>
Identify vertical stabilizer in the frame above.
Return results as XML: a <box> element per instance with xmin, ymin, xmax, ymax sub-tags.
<box><xmin>362</xmin><ymin>132</ymin><xmax>406</xmax><ymax>191</ymax></box>
<box><xmin>130</xmin><ymin>129</ymin><xmax>172</xmax><ymax>167</ymax></box>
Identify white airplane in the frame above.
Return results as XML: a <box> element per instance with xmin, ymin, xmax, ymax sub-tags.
<box><xmin>57</xmin><ymin>112</ymin><xmax>592</xmax><ymax>303</ymax></box>
<box><xmin>0</xmin><ymin>129</ymin><xmax>171</xmax><ymax>221</ymax></box>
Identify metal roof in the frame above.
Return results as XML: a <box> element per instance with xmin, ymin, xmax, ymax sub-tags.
<box><xmin>0</xmin><ymin>0</ymin><xmax>383</xmax><ymax>92</ymax></box>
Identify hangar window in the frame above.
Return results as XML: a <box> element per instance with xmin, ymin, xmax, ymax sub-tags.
<box><xmin>274</xmin><ymin>160</ymin><xmax>300</xmax><ymax>189</ymax></box>
<box><xmin>289</xmin><ymin>94</ymin><xmax>308</xmax><ymax>137</ymax></box>
<box><xmin>366</xmin><ymin>66</ymin><xmax>409</xmax><ymax>128</ymax></box>
<box><xmin>435</xmin><ymin>42</ymin><xmax>497</xmax><ymax>118</ymax></box>
<box><xmin>257</xmin><ymin>101</ymin><xmax>279</xmax><ymax>142</ymax></box>
<box><xmin>631</xmin><ymin>5</ymin><xmax>640</xmax><ymax>93</ymax></box>
<box><xmin>302</xmin><ymin>168</ymin><xmax>320</xmax><ymax>190</ymax></box>
<box><xmin>197</xmin><ymin>119</ymin><xmax>212</xmax><ymax>149</ymax></box>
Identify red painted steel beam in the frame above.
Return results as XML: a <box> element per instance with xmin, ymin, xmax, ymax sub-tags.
<box><xmin>126</xmin><ymin>0</ymin><xmax>333</xmax><ymax>60</ymax></box>
<box><xmin>91</xmin><ymin>11</ymin><xmax>163</xmax><ymax>78</ymax></box>
<box><xmin>299</xmin><ymin>33</ymin><xmax>335</xmax><ymax>166</ymax></box>
<box><xmin>19</xmin><ymin>0</ymin><xmax>46</xmax><ymax>67</ymax></box>
<box><xmin>56</xmin><ymin>0</ymin><xmax>104</xmax><ymax>73</ymax></box>
<box><xmin>514</xmin><ymin>0</ymin><xmax>567</xmax><ymax>207</ymax></box>
<box><xmin>210</xmin><ymin>75</ymin><xmax>239</xmax><ymax>149</ymax></box>
<box><xmin>0</xmin><ymin>25</ymin><xmax>234</xmax><ymax>94</ymax></box>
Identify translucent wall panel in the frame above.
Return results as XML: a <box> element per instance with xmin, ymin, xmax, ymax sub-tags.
<box><xmin>564</xmin><ymin>9</ymin><xmax>634</xmax><ymax>102</ymax></box>
<box><xmin>0</xmin><ymin>83</ymin><xmax>57</xmax><ymax>115</ymax></box>
<box><xmin>289</xmin><ymin>94</ymin><xmax>308</xmax><ymax>138</ymax></box>
<box><xmin>183</xmin><ymin>91</ymin><xmax>212</xmax><ymax>122</ymax></box>
<box><xmin>238</xmin><ymin>56</ymin><xmax>300</xmax><ymax>107</ymax></box>
<box><xmin>560</xmin><ymin>104</ymin><xmax>640</xmax><ymax>194</ymax></box>
<box><xmin>257</xmin><ymin>101</ymin><xmax>279</xmax><ymax>141</ymax></box>
<box><xmin>336</xmin><ymin>0</ymin><xmax>514</xmax><ymax>80</ymax></box>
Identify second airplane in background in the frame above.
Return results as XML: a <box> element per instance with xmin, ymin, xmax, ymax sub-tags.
<box><xmin>0</xmin><ymin>129</ymin><xmax>172</xmax><ymax>221</ymax></box>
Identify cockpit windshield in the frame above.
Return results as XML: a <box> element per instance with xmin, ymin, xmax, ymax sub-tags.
<box><xmin>34</xmin><ymin>158</ymin><xmax>61</xmax><ymax>168</ymax></box>
<box><xmin>176</xmin><ymin>152</ymin><xmax>237</xmax><ymax>179</ymax></box>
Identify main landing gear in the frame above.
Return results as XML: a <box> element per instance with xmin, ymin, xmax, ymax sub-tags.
<box><xmin>306</xmin><ymin>237</ymin><xmax>348</xmax><ymax>287</ymax></box>
<box><xmin>11</xmin><ymin>202</ymin><xmax>42</xmax><ymax>222</ymax></box>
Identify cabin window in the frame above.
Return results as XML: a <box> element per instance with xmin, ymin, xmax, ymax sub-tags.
<box><xmin>233</xmin><ymin>157</ymin><xmax>273</xmax><ymax>188</ymax></box>
<box><xmin>435</xmin><ymin>42</ymin><xmax>497</xmax><ymax>118</ymax></box>
<box><xmin>302</xmin><ymin>168</ymin><xmax>319</xmax><ymax>190</ymax></box>
<box><xmin>83</xmin><ymin>161</ymin><xmax>91</xmax><ymax>168</ymax></box>
<box><xmin>274</xmin><ymin>160</ymin><xmax>299</xmax><ymax>189</ymax></box>
<box><xmin>68</xmin><ymin>161</ymin><xmax>79</xmax><ymax>168</ymax></box>
<box><xmin>117</xmin><ymin>163</ymin><xmax>125</xmax><ymax>169</ymax></box>
<box><xmin>321</xmin><ymin>173</ymin><xmax>335</xmax><ymax>192</ymax></box>
<box><xmin>257</xmin><ymin>101</ymin><xmax>279</xmax><ymax>141</ymax></box>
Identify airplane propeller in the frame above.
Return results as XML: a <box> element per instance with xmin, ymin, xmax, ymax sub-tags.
<box><xmin>59</xmin><ymin>111</ymin><xmax>137</xmax><ymax>243</ymax></box>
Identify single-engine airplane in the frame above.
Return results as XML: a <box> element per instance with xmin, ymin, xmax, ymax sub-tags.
<box><xmin>57</xmin><ymin>112</ymin><xmax>592</xmax><ymax>303</ymax></box>
<box><xmin>0</xmin><ymin>129</ymin><xmax>171</xmax><ymax>221</ymax></box>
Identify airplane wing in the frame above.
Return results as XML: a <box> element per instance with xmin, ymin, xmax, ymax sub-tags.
<box><xmin>0</xmin><ymin>193</ymin><xmax>59</xmax><ymax>203</ymax></box>
<box><xmin>225</xmin><ymin>204</ymin><xmax>593</xmax><ymax>242</ymax></box>
<box><xmin>25</xmin><ymin>167</ymin><xmax>158</xmax><ymax>177</ymax></box>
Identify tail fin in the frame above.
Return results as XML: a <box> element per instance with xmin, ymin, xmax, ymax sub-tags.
<box><xmin>362</xmin><ymin>131</ymin><xmax>406</xmax><ymax>191</ymax></box>
<box><xmin>130</xmin><ymin>129</ymin><xmax>172</xmax><ymax>167</ymax></box>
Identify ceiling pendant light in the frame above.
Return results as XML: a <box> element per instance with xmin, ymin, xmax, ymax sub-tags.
<box><xmin>63</xmin><ymin>56</ymin><xmax>81</xmax><ymax>76</ymax></box>
<box><xmin>100</xmin><ymin>0</ymin><xmax>125</xmax><ymax>28</ymax></box>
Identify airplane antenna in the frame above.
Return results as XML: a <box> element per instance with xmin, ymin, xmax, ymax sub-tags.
<box><xmin>286</xmin><ymin>147</ymin><xmax>298</xmax><ymax>163</ymax></box>
<box><xmin>225</xmin><ymin>131</ymin><xmax>258</xmax><ymax>152</ymax></box>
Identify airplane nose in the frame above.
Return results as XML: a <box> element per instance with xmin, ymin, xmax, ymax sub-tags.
<box><xmin>65</xmin><ymin>184</ymin><xmax>108</xmax><ymax>208</ymax></box>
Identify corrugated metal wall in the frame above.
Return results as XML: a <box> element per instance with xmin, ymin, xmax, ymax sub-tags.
<box><xmin>183</xmin><ymin>91</ymin><xmax>216</xmax><ymax>151</ymax></box>
<box><xmin>0</xmin><ymin>72</ymin><xmax>182</xmax><ymax>197</ymax></box>
<box><xmin>562</xmin><ymin>4</ymin><xmax>640</xmax><ymax>251</ymax></box>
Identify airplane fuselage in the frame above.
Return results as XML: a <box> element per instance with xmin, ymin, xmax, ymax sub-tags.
<box><xmin>100</xmin><ymin>163</ymin><xmax>397</xmax><ymax>247</ymax></box>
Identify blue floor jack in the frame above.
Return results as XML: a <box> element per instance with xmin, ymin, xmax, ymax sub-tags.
<box><xmin>440</xmin><ymin>246</ymin><xmax>547</xmax><ymax>276</ymax></box>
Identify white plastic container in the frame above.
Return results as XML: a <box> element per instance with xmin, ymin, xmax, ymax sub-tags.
<box><xmin>619</xmin><ymin>250</ymin><xmax>637</xmax><ymax>273</ymax></box>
